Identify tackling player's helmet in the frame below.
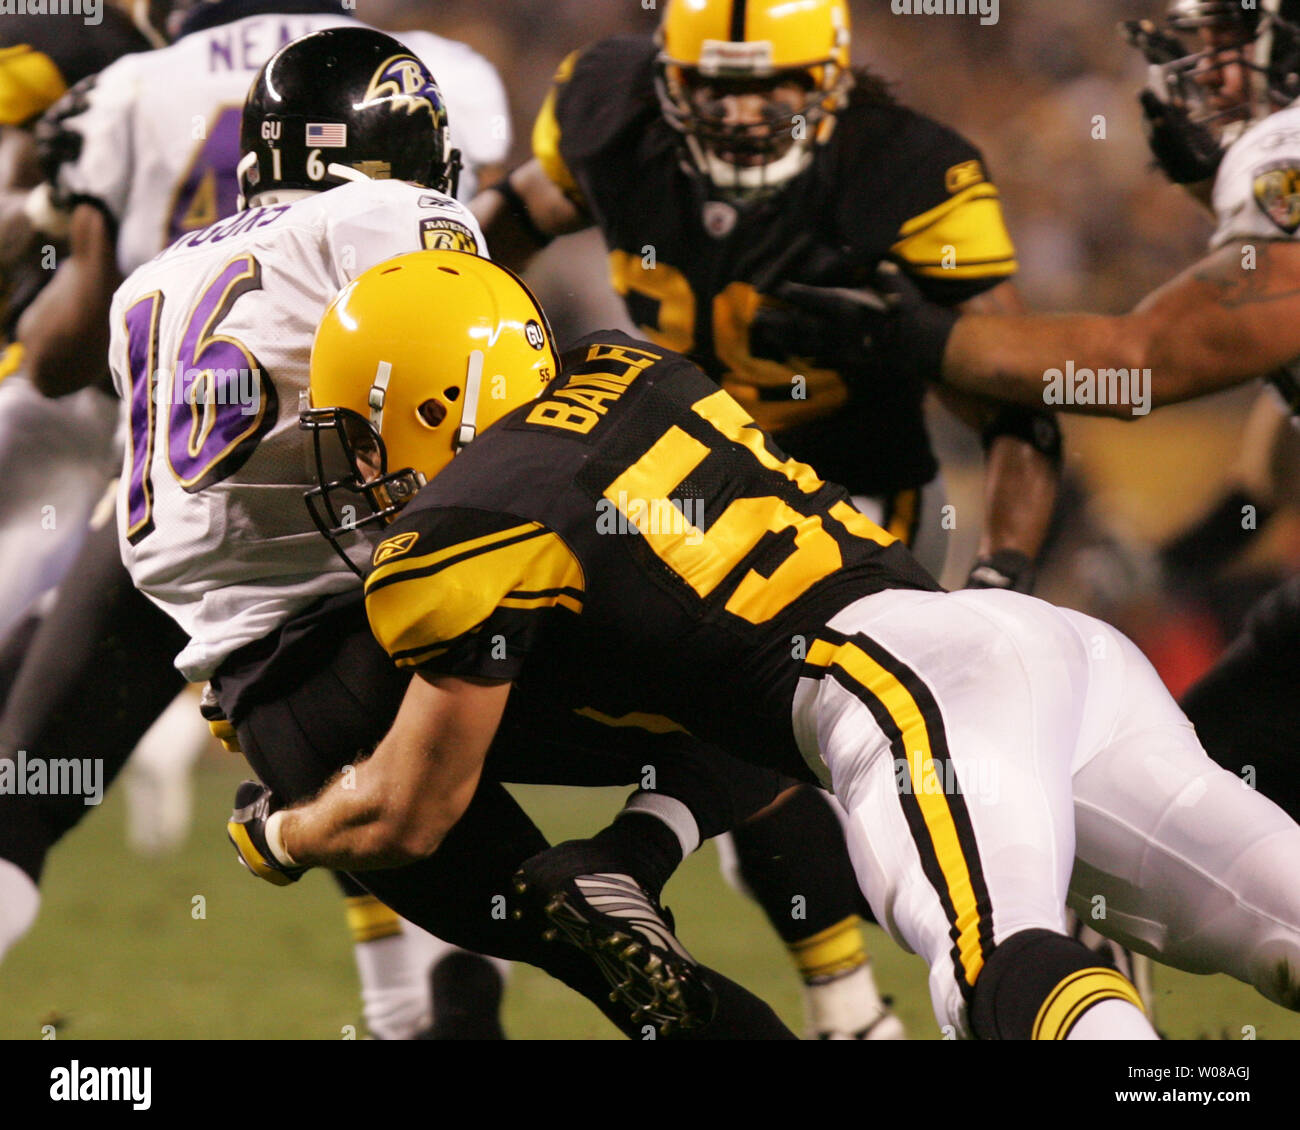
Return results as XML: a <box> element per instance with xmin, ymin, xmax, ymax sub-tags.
<box><xmin>654</xmin><ymin>0</ymin><xmax>853</xmax><ymax>203</ymax></box>
<box><xmin>237</xmin><ymin>28</ymin><xmax>461</xmax><ymax>210</ymax></box>
<box><xmin>1128</xmin><ymin>0</ymin><xmax>1300</xmax><ymax>145</ymax></box>
<box><xmin>301</xmin><ymin>251</ymin><xmax>560</xmax><ymax>573</ymax></box>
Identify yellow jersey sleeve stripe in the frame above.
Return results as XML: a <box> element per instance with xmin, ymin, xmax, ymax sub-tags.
<box><xmin>366</xmin><ymin>527</ymin><xmax>585</xmax><ymax>665</ymax></box>
<box><xmin>805</xmin><ymin>632</ymin><xmax>994</xmax><ymax>993</ymax></box>
<box><xmin>0</xmin><ymin>45</ymin><xmax>67</xmax><ymax>126</ymax></box>
<box><xmin>1033</xmin><ymin>967</ymin><xmax>1145</xmax><ymax>1040</ymax></box>
<box><xmin>891</xmin><ymin>183</ymin><xmax>1019</xmax><ymax>280</ymax></box>
<box><xmin>531</xmin><ymin>50</ymin><xmax>585</xmax><ymax>206</ymax></box>
<box><xmin>366</xmin><ymin>521</ymin><xmax>544</xmax><ymax>594</ymax></box>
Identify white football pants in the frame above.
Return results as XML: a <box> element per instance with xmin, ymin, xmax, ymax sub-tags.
<box><xmin>792</xmin><ymin>588</ymin><xmax>1300</xmax><ymax>1036</ymax></box>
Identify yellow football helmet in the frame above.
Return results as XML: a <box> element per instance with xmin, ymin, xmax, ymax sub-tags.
<box><xmin>655</xmin><ymin>0</ymin><xmax>853</xmax><ymax>201</ymax></box>
<box><xmin>301</xmin><ymin>250</ymin><xmax>560</xmax><ymax>572</ymax></box>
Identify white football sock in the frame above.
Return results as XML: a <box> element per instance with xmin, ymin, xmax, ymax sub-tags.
<box><xmin>124</xmin><ymin>689</ymin><xmax>209</xmax><ymax>855</ymax></box>
<box><xmin>803</xmin><ymin>961</ymin><xmax>904</xmax><ymax>1039</ymax></box>
<box><xmin>1066</xmin><ymin>998</ymin><xmax>1159</xmax><ymax>1040</ymax></box>
<box><xmin>353</xmin><ymin>931</ymin><xmax>430</xmax><ymax>1040</ymax></box>
<box><xmin>0</xmin><ymin>858</ymin><xmax>40</xmax><ymax>965</ymax></box>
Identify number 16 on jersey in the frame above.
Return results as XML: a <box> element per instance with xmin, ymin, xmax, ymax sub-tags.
<box><xmin>120</xmin><ymin>254</ymin><xmax>278</xmax><ymax>544</ymax></box>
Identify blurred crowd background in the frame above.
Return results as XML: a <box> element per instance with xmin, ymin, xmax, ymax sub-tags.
<box><xmin>359</xmin><ymin>0</ymin><xmax>1290</xmax><ymax>691</ymax></box>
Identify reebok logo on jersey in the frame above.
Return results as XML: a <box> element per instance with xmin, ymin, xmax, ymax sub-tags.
<box><xmin>373</xmin><ymin>532</ymin><xmax>419</xmax><ymax>566</ymax></box>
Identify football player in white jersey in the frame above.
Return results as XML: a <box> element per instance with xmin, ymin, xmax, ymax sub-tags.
<box><xmin>0</xmin><ymin>1</ymin><xmax>511</xmax><ymax>1039</ymax></box>
<box><xmin>0</xmin><ymin>13</ymin><xmax>148</xmax><ymax>649</ymax></box>
<box><xmin>855</xmin><ymin>2</ymin><xmax>1300</xmax><ymax>864</ymax></box>
<box><xmin>118</xmin><ymin>27</ymin><xmax>794</xmax><ymax>1041</ymax></box>
<box><xmin>24</xmin><ymin>0</ymin><xmax>508</xmax><ymax>396</ymax></box>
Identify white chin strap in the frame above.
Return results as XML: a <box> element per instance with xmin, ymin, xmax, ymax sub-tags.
<box><xmin>327</xmin><ymin>163</ymin><xmax>371</xmax><ymax>185</ymax></box>
<box><xmin>368</xmin><ymin>361</ymin><xmax>394</xmax><ymax>432</ymax></box>
<box><xmin>237</xmin><ymin>157</ymin><xmax>372</xmax><ymax>211</ymax></box>
<box><xmin>456</xmin><ymin>351</ymin><xmax>486</xmax><ymax>451</ymax></box>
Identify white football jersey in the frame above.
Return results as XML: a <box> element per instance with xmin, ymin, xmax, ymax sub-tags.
<box><xmin>1211</xmin><ymin>102</ymin><xmax>1300</xmax><ymax>249</ymax></box>
<box><xmin>50</xmin><ymin>9</ymin><xmax>509</xmax><ymax>275</ymax></box>
<box><xmin>1210</xmin><ymin>102</ymin><xmax>1300</xmax><ymax>401</ymax></box>
<box><xmin>108</xmin><ymin>178</ymin><xmax>486</xmax><ymax>681</ymax></box>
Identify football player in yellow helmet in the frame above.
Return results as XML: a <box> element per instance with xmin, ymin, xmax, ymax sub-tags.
<box><xmin>301</xmin><ymin>252</ymin><xmax>561</xmax><ymax>563</ymax></box>
<box><xmin>471</xmin><ymin>0</ymin><xmax>1068</xmax><ymax>1037</ymax></box>
<box><xmin>654</xmin><ymin>0</ymin><xmax>852</xmax><ymax>200</ymax></box>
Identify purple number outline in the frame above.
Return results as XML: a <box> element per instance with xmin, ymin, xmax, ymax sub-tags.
<box><xmin>122</xmin><ymin>290</ymin><xmax>163</xmax><ymax>545</ymax></box>
<box><xmin>166</xmin><ymin>254</ymin><xmax>277</xmax><ymax>494</ymax></box>
<box><xmin>122</xmin><ymin>255</ymin><xmax>278</xmax><ymax>545</ymax></box>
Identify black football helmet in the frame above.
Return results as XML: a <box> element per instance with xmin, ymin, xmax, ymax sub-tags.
<box><xmin>1127</xmin><ymin>0</ymin><xmax>1300</xmax><ymax>139</ymax></box>
<box><xmin>237</xmin><ymin>28</ymin><xmax>460</xmax><ymax>210</ymax></box>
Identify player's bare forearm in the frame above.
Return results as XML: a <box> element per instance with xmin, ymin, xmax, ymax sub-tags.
<box><xmin>470</xmin><ymin>159</ymin><xmax>590</xmax><ymax>273</ymax></box>
<box><xmin>17</xmin><ymin>203</ymin><xmax>119</xmax><ymax>397</ymax></box>
<box><xmin>942</xmin><ymin>242</ymin><xmax>1300</xmax><ymax>416</ymax></box>
<box><xmin>277</xmin><ymin>674</ymin><xmax>509</xmax><ymax>871</ymax></box>
<box><xmin>945</xmin><ymin>283</ymin><xmax>1059</xmax><ymax>559</ymax></box>
<box><xmin>978</xmin><ymin>437</ymin><xmax>1058</xmax><ymax>559</ymax></box>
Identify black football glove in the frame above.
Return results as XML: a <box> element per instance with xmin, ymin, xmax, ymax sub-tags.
<box><xmin>965</xmin><ymin>549</ymin><xmax>1037</xmax><ymax>594</ymax></box>
<box><xmin>1137</xmin><ymin>90</ymin><xmax>1223</xmax><ymax>185</ymax></box>
<box><xmin>227</xmin><ymin>780</ymin><xmax>307</xmax><ymax>886</ymax></box>
<box><xmin>1121</xmin><ymin>20</ymin><xmax>1223</xmax><ymax>185</ymax></box>
<box><xmin>770</xmin><ymin>262</ymin><xmax>959</xmax><ymax>388</ymax></box>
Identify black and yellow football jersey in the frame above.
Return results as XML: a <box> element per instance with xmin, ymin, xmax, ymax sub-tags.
<box><xmin>0</xmin><ymin>10</ymin><xmax>150</xmax><ymax>128</ymax></box>
<box><xmin>363</xmin><ymin>331</ymin><xmax>940</xmax><ymax>779</ymax></box>
<box><xmin>532</xmin><ymin>37</ymin><xmax>1017</xmax><ymax>497</ymax></box>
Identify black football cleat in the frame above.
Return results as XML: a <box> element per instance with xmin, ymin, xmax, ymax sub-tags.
<box><xmin>513</xmin><ymin>841</ymin><xmax>716</xmax><ymax>1035</ymax></box>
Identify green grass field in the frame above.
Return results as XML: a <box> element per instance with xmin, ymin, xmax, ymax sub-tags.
<box><xmin>2</xmin><ymin>759</ymin><xmax>1298</xmax><ymax>1041</ymax></box>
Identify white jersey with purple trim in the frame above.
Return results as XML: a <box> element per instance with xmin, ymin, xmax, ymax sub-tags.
<box><xmin>48</xmin><ymin>10</ymin><xmax>509</xmax><ymax>275</ymax></box>
<box><xmin>107</xmin><ymin>178</ymin><xmax>486</xmax><ymax>681</ymax></box>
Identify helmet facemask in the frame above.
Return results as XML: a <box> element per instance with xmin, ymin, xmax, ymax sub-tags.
<box><xmin>1131</xmin><ymin>1</ymin><xmax>1300</xmax><ymax>151</ymax></box>
<box><xmin>656</xmin><ymin>44</ymin><xmax>852</xmax><ymax>204</ymax></box>
<box><xmin>300</xmin><ymin>402</ymin><xmax>425</xmax><ymax>578</ymax></box>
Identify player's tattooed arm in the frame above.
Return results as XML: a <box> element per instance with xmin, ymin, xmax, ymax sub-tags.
<box><xmin>277</xmin><ymin>674</ymin><xmax>511</xmax><ymax>870</ymax></box>
<box><xmin>470</xmin><ymin>159</ymin><xmax>592</xmax><ymax>272</ymax></box>
<box><xmin>17</xmin><ymin>201</ymin><xmax>118</xmax><ymax>397</ymax></box>
<box><xmin>941</xmin><ymin>241</ymin><xmax>1300</xmax><ymax>417</ymax></box>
